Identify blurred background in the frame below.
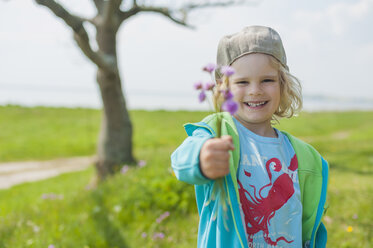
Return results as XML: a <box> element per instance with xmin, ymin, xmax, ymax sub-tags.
<box><xmin>0</xmin><ymin>0</ymin><xmax>372</xmax><ymax>247</ymax></box>
<box><xmin>1</xmin><ymin>0</ymin><xmax>373</xmax><ymax>111</ymax></box>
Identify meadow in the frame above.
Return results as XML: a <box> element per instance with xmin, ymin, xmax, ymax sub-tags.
<box><xmin>0</xmin><ymin>105</ymin><xmax>372</xmax><ymax>247</ymax></box>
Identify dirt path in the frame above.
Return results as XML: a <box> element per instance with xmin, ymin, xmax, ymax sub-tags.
<box><xmin>0</xmin><ymin>156</ymin><xmax>96</xmax><ymax>189</ymax></box>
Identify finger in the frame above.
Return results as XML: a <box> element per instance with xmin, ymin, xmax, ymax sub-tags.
<box><xmin>210</xmin><ymin>150</ymin><xmax>230</xmax><ymax>161</ymax></box>
<box><xmin>221</xmin><ymin>135</ymin><xmax>232</xmax><ymax>142</ymax></box>
<box><xmin>213</xmin><ymin>164</ymin><xmax>231</xmax><ymax>176</ymax></box>
<box><xmin>220</xmin><ymin>135</ymin><xmax>235</xmax><ymax>150</ymax></box>
<box><xmin>201</xmin><ymin>150</ymin><xmax>230</xmax><ymax>166</ymax></box>
<box><xmin>204</xmin><ymin>162</ymin><xmax>230</xmax><ymax>177</ymax></box>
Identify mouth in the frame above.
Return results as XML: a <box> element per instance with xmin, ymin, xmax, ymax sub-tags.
<box><xmin>243</xmin><ymin>101</ymin><xmax>268</xmax><ymax>108</ymax></box>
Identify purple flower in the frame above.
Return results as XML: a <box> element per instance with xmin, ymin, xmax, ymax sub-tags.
<box><xmin>223</xmin><ymin>90</ymin><xmax>233</xmax><ymax>100</ymax></box>
<box><xmin>48</xmin><ymin>245</ymin><xmax>55</xmax><ymax>248</ymax></box>
<box><xmin>141</xmin><ymin>232</ymin><xmax>147</xmax><ymax>238</ymax></box>
<box><xmin>222</xmin><ymin>99</ymin><xmax>238</xmax><ymax>115</ymax></box>
<box><xmin>153</xmin><ymin>232</ymin><xmax>165</xmax><ymax>240</ymax></box>
<box><xmin>220</xmin><ymin>66</ymin><xmax>235</xmax><ymax>77</ymax></box>
<box><xmin>120</xmin><ymin>165</ymin><xmax>129</xmax><ymax>174</ymax></box>
<box><xmin>156</xmin><ymin>211</ymin><xmax>170</xmax><ymax>223</ymax></box>
<box><xmin>138</xmin><ymin>160</ymin><xmax>147</xmax><ymax>168</ymax></box>
<box><xmin>194</xmin><ymin>81</ymin><xmax>203</xmax><ymax>90</ymax></box>
<box><xmin>204</xmin><ymin>82</ymin><xmax>215</xmax><ymax>91</ymax></box>
<box><xmin>85</xmin><ymin>184</ymin><xmax>94</xmax><ymax>191</ymax></box>
<box><xmin>41</xmin><ymin>193</ymin><xmax>63</xmax><ymax>200</ymax></box>
<box><xmin>198</xmin><ymin>91</ymin><xmax>206</xmax><ymax>102</ymax></box>
<box><xmin>203</xmin><ymin>63</ymin><xmax>217</xmax><ymax>73</ymax></box>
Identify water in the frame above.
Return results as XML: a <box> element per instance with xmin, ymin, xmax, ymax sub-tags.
<box><xmin>1</xmin><ymin>86</ymin><xmax>372</xmax><ymax>111</ymax></box>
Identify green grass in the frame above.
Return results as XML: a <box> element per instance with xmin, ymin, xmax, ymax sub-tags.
<box><xmin>0</xmin><ymin>105</ymin><xmax>100</xmax><ymax>161</ymax></box>
<box><xmin>0</xmin><ymin>105</ymin><xmax>372</xmax><ymax>247</ymax></box>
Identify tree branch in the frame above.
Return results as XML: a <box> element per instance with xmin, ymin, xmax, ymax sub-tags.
<box><xmin>34</xmin><ymin>0</ymin><xmax>114</xmax><ymax>71</ymax></box>
<box><xmin>93</xmin><ymin>0</ymin><xmax>104</xmax><ymax>11</ymax></box>
<box><xmin>120</xmin><ymin>5</ymin><xmax>193</xmax><ymax>28</ymax></box>
<box><xmin>103</xmin><ymin>0</ymin><xmax>122</xmax><ymax>24</ymax></box>
<box><xmin>119</xmin><ymin>0</ymin><xmax>254</xmax><ymax>27</ymax></box>
<box><xmin>181</xmin><ymin>0</ymin><xmax>249</xmax><ymax>12</ymax></box>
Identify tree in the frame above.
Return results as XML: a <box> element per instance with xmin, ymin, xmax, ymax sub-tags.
<box><xmin>30</xmin><ymin>0</ymin><xmax>250</xmax><ymax>180</ymax></box>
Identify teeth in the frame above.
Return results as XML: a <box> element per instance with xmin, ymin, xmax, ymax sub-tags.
<box><xmin>246</xmin><ymin>101</ymin><xmax>266</xmax><ymax>107</ymax></box>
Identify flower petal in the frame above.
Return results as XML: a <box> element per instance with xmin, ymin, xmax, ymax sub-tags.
<box><xmin>203</xmin><ymin>63</ymin><xmax>217</xmax><ymax>73</ymax></box>
<box><xmin>194</xmin><ymin>81</ymin><xmax>203</xmax><ymax>90</ymax></box>
<box><xmin>204</xmin><ymin>82</ymin><xmax>215</xmax><ymax>91</ymax></box>
<box><xmin>223</xmin><ymin>90</ymin><xmax>233</xmax><ymax>100</ymax></box>
<box><xmin>198</xmin><ymin>91</ymin><xmax>206</xmax><ymax>102</ymax></box>
<box><xmin>222</xmin><ymin>99</ymin><xmax>238</xmax><ymax>115</ymax></box>
<box><xmin>220</xmin><ymin>66</ymin><xmax>235</xmax><ymax>77</ymax></box>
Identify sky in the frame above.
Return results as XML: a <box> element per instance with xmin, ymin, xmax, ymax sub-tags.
<box><xmin>1</xmin><ymin>0</ymin><xmax>373</xmax><ymax>110</ymax></box>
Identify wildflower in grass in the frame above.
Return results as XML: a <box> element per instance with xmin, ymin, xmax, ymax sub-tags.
<box><xmin>153</xmin><ymin>232</ymin><xmax>165</xmax><ymax>240</ymax></box>
<box><xmin>346</xmin><ymin>226</ymin><xmax>353</xmax><ymax>232</ymax></box>
<box><xmin>120</xmin><ymin>165</ymin><xmax>129</xmax><ymax>174</ymax></box>
<box><xmin>168</xmin><ymin>167</ymin><xmax>176</xmax><ymax>177</ymax></box>
<box><xmin>41</xmin><ymin>193</ymin><xmax>63</xmax><ymax>200</ymax></box>
<box><xmin>48</xmin><ymin>245</ymin><xmax>55</xmax><ymax>248</ymax></box>
<box><xmin>141</xmin><ymin>232</ymin><xmax>147</xmax><ymax>238</ymax></box>
<box><xmin>352</xmin><ymin>213</ymin><xmax>358</xmax><ymax>219</ymax></box>
<box><xmin>85</xmin><ymin>184</ymin><xmax>94</xmax><ymax>191</ymax></box>
<box><xmin>113</xmin><ymin>205</ymin><xmax>122</xmax><ymax>213</ymax></box>
<box><xmin>59</xmin><ymin>224</ymin><xmax>65</xmax><ymax>231</ymax></box>
<box><xmin>26</xmin><ymin>220</ymin><xmax>40</xmax><ymax>233</ymax></box>
<box><xmin>138</xmin><ymin>160</ymin><xmax>147</xmax><ymax>167</ymax></box>
<box><xmin>41</xmin><ymin>193</ymin><xmax>49</xmax><ymax>199</ymax></box>
<box><xmin>323</xmin><ymin>215</ymin><xmax>332</xmax><ymax>225</ymax></box>
<box><xmin>93</xmin><ymin>206</ymin><xmax>101</xmax><ymax>213</ymax></box>
<box><xmin>156</xmin><ymin>211</ymin><xmax>170</xmax><ymax>223</ymax></box>
<box><xmin>33</xmin><ymin>225</ymin><xmax>40</xmax><ymax>233</ymax></box>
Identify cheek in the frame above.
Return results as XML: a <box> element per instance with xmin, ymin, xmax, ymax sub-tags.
<box><xmin>269</xmin><ymin>84</ymin><xmax>281</xmax><ymax>100</ymax></box>
<box><xmin>230</xmin><ymin>86</ymin><xmax>243</xmax><ymax>100</ymax></box>
<box><xmin>273</xmin><ymin>88</ymin><xmax>282</xmax><ymax>107</ymax></box>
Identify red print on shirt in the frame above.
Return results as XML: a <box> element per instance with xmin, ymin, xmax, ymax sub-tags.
<box><xmin>238</xmin><ymin>155</ymin><xmax>299</xmax><ymax>246</ymax></box>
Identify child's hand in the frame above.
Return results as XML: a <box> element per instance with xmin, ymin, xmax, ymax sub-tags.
<box><xmin>199</xmin><ymin>135</ymin><xmax>235</xmax><ymax>179</ymax></box>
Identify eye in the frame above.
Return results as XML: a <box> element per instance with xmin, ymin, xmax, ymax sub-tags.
<box><xmin>262</xmin><ymin>79</ymin><xmax>275</xmax><ymax>83</ymax></box>
<box><xmin>235</xmin><ymin>81</ymin><xmax>248</xmax><ymax>85</ymax></box>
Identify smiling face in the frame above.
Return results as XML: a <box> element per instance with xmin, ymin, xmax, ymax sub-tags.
<box><xmin>229</xmin><ymin>53</ymin><xmax>281</xmax><ymax>137</ymax></box>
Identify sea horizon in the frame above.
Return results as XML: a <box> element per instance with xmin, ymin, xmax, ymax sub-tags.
<box><xmin>1</xmin><ymin>86</ymin><xmax>372</xmax><ymax>112</ymax></box>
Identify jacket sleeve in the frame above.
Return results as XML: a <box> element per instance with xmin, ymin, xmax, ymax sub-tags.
<box><xmin>171</xmin><ymin>128</ymin><xmax>213</xmax><ymax>185</ymax></box>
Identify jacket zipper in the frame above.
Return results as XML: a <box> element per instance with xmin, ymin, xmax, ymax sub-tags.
<box><xmin>225</xmin><ymin>176</ymin><xmax>246</xmax><ymax>248</ymax></box>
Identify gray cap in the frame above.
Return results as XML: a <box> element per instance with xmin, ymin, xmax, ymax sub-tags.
<box><xmin>216</xmin><ymin>26</ymin><xmax>288</xmax><ymax>79</ymax></box>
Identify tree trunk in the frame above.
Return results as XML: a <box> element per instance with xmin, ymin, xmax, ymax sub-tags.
<box><xmin>29</xmin><ymin>0</ymin><xmax>248</xmax><ymax>181</ymax></box>
<box><xmin>95</xmin><ymin>24</ymin><xmax>135</xmax><ymax>180</ymax></box>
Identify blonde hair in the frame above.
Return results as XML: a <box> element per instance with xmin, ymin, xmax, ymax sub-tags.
<box><xmin>214</xmin><ymin>55</ymin><xmax>303</xmax><ymax>119</ymax></box>
<box><xmin>268</xmin><ymin>56</ymin><xmax>303</xmax><ymax>119</ymax></box>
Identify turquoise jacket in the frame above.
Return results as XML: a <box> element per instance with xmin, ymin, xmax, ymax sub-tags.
<box><xmin>171</xmin><ymin>113</ymin><xmax>329</xmax><ymax>248</ymax></box>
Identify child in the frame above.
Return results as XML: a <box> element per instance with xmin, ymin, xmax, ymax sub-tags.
<box><xmin>171</xmin><ymin>26</ymin><xmax>329</xmax><ymax>248</ymax></box>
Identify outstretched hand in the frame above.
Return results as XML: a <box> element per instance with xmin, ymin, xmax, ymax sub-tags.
<box><xmin>199</xmin><ymin>135</ymin><xmax>234</xmax><ymax>179</ymax></box>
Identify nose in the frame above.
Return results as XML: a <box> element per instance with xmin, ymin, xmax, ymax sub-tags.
<box><xmin>248</xmin><ymin>82</ymin><xmax>262</xmax><ymax>96</ymax></box>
